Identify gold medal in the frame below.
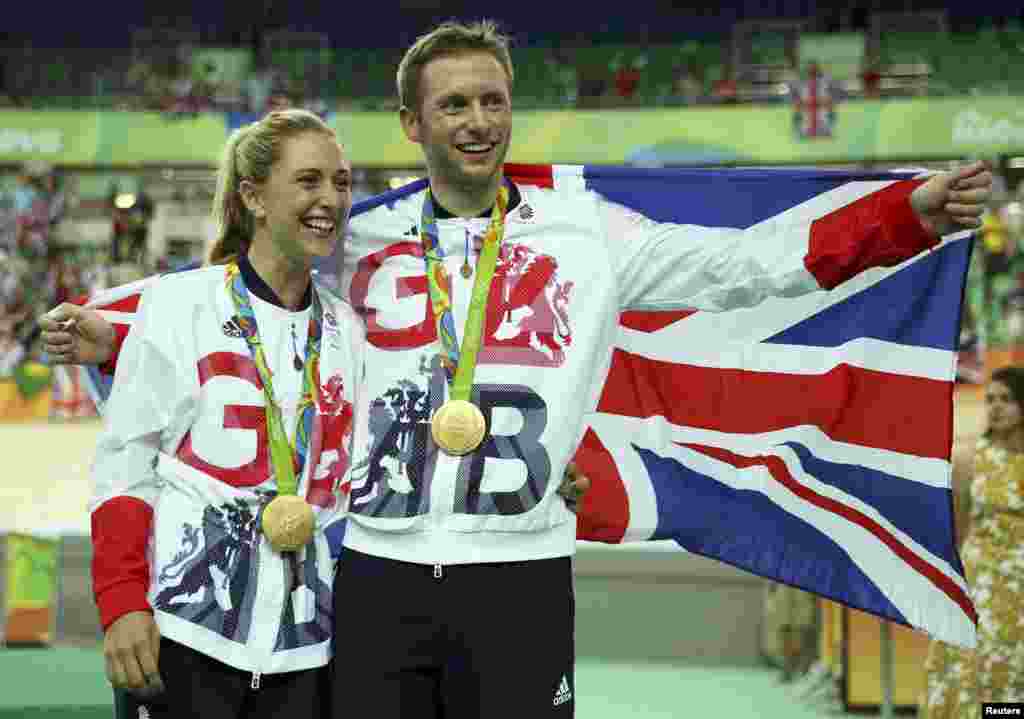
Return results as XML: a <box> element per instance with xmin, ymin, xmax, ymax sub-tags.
<box><xmin>460</xmin><ymin>261</ymin><xmax>473</xmax><ymax>279</ymax></box>
<box><xmin>431</xmin><ymin>399</ymin><xmax>486</xmax><ymax>456</ymax></box>
<box><xmin>261</xmin><ymin>495</ymin><xmax>315</xmax><ymax>552</ymax></box>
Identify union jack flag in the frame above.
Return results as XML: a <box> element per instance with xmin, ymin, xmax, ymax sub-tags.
<box><xmin>78</xmin><ymin>164</ymin><xmax>977</xmax><ymax>648</ymax></box>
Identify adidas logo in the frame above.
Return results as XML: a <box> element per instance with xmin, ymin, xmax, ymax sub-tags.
<box><xmin>222</xmin><ymin>318</ymin><xmax>243</xmax><ymax>338</ymax></box>
<box><xmin>403</xmin><ymin>225</ymin><xmax>419</xmax><ymax>237</ymax></box>
<box><xmin>519</xmin><ymin>204</ymin><xmax>534</xmax><ymax>221</ymax></box>
<box><xmin>553</xmin><ymin>674</ymin><xmax>572</xmax><ymax>707</ymax></box>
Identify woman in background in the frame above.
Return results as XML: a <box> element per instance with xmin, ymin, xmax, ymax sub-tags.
<box><xmin>919</xmin><ymin>366</ymin><xmax>1024</xmax><ymax>717</ymax></box>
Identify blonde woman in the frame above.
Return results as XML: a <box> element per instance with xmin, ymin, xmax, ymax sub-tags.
<box><xmin>85</xmin><ymin>109</ymin><xmax>360</xmax><ymax>718</ymax></box>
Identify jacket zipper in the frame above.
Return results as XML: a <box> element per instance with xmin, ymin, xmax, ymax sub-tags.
<box><xmin>249</xmin><ymin>516</ymin><xmax>272</xmax><ymax>692</ymax></box>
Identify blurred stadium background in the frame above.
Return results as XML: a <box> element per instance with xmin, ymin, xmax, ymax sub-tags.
<box><xmin>1</xmin><ymin>0</ymin><xmax>1022</xmax><ymax>716</ymax></box>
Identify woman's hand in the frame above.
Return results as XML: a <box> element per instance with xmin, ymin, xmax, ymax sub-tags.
<box><xmin>557</xmin><ymin>462</ymin><xmax>591</xmax><ymax>512</ymax></box>
<box><xmin>103</xmin><ymin>611</ymin><xmax>164</xmax><ymax>696</ymax></box>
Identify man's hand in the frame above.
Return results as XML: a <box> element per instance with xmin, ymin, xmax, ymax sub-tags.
<box><xmin>910</xmin><ymin>160</ymin><xmax>993</xmax><ymax>238</ymax></box>
<box><xmin>104</xmin><ymin>611</ymin><xmax>164</xmax><ymax>696</ymax></box>
<box><xmin>38</xmin><ymin>303</ymin><xmax>116</xmax><ymax>366</ymax></box>
<box><xmin>557</xmin><ymin>463</ymin><xmax>591</xmax><ymax>512</ymax></box>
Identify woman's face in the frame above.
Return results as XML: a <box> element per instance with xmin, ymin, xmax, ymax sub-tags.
<box><xmin>985</xmin><ymin>379</ymin><xmax>1023</xmax><ymax>435</ymax></box>
<box><xmin>248</xmin><ymin>131</ymin><xmax>352</xmax><ymax>263</ymax></box>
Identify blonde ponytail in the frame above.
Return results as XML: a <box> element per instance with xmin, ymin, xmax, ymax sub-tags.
<box><xmin>208</xmin><ymin>125</ymin><xmax>253</xmax><ymax>265</ymax></box>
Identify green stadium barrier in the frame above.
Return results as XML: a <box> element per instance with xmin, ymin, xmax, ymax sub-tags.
<box><xmin>2</xmin><ymin>95</ymin><xmax>1024</xmax><ymax>169</ymax></box>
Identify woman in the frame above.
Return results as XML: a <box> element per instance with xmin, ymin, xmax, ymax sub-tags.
<box><xmin>919</xmin><ymin>366</ymin><xmax>1024</xmax><ymax>717</ymax></box>
<box><xmin>88</xmin><ymin>108</ymin><xmax>360</xmax><ymax>718</ymax></box>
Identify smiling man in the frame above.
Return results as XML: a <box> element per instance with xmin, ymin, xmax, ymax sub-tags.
<box><xmin>332</xmin><ymin>19</ymin><xmax>993</xmax><ymax>719</ymax></box>
<box><xmin>398</xmin><ymin>43</ymin><xmax>512</xmax><ymax>218</ymax></box>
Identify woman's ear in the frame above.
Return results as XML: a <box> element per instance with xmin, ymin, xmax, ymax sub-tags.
<box><xmin>239</xmin><ymin>179</ymin><xmax>266</xmax><ymax>220</ymax></box>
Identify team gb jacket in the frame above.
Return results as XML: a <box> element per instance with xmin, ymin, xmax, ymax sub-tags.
<box><xmin>89</xmin><ymin>262</ymin><xmax>363</xmax><ymax>677</ymax></box>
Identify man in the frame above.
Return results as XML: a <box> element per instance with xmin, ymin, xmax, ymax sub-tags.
<box><xmin>331</xmin><ymin>19</ymin><xmax>989</xmax><ymax>719</ymax></box>
<box><xmin>43</xmin><ymin>19</ymin><xmax>991</xmax><ymax>719</ymax></box>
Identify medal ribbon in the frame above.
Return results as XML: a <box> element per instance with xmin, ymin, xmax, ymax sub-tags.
<box><xmin>225</xmin><ymin>263</ymin><xmax>322</xmax><ymax>496</ymax></box>
<box><xmin>421</xmin><ymin>183</ymin><xmax>509</xmax><ymax>401</ymax></box>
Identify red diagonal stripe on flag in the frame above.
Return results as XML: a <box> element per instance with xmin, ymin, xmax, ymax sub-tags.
<box><xmin>681</xmin><ymin>442</ymin><xmax>977</xmax><ymax>626</ymax></box>
<box><xmin>619</xmin><ymin>310</ymin><xmax>696</xmax><ymax>333</ymax></box>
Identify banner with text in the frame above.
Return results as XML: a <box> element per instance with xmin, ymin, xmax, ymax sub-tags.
<box><xmin>0</xmin><ymin>99</ymin><xmax>1022</xmax><ymax>167</ymax></box>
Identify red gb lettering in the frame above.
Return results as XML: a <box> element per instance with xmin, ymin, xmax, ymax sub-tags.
<box><xmin>350</xmin><ymin>241</ymin><xmax>573</xmax><ymax>367</ymax></box>
<box><xmin>175</xmin><ymin>352</ymin><xmax>272</xmax><ymax>487</ymax></box>
<box><xmin>350</xmin><ymin>241</ymin><xmax>437</xmax><ymax>350</ymax></box>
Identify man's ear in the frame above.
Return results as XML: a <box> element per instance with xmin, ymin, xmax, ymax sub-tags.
<box><xmin>238</xmin><ymin>179</ymin><xmax>266</xmax><ymax>220</ymax></box>
<box><xmin>399</xmin><ymin>105</ymin><xmax>422</xmax><ymax>144</ymax></box>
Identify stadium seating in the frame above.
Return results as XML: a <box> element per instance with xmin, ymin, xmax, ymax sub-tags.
<box><xmin>3</xmin><ymin>27</ymin><xmax>1024</xmax><ymax>111</ymax></box>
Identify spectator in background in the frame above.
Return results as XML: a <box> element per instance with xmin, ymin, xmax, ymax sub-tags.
<box><xmin>168</xmin><ymin>71</ymin><xmax>197</xmax><ymax>116</ymax></box>
<box><xmin>0</xmin><ymin>186</ymin><xmax>15</xmax><ymax>256</ymax></box>
<box><xmin>1004</xmin><ymin>271</ymin><xmax>1024</xmax><ymax>354</ymax></box>
<box><xmin>109</xmin><ymin>181</ymin><xmax>154</xmax><ymax>269</ymax></box>
<box><xmin>546</xmin><ymin>48</ymin><xmax>578</xmax><ymax>107</ymax></box>
<box><xmin>0</xmin><ymin>252</ymin><xmax>31</xmax><ymax>377</ymax></box>
<box><xmin>9</xmin><ymin>162</ymin><xmax>55</xmax><ymax>354</ymax></box>
<box><xmin>108</xmin><ymin>183</ymin><xmax>128</xmax><ymax>264</ymax></box>
<box><xmin>576</xmin><ymin>55</ymin><xmax>608</xmax><ymax>108</ymax></box>
<box><xmin>0</xmin><ymin>252</ymin><xmax>28</xmax><ymax>322</ymax></box>
<box><xmin>762</xmin><ymin>583</ymin><xmax>818</xmax><ymax>683</ymax></box>
<box><xmin>126</xmin><ymin>57</ymin><xmax>164</xmax><ymax>110</ymax></box>
<box><xmin>165</xmin><ymin>55</ymin><xmax>216</xmax><ymax>117</ymax></box>
<box><xmin>191</xmin><ymin>60</ymin><xmax>218</xmax><ymax>110</ymax></box>
<box><xmin>919</xmin><ymin>366</ymin><xmax>1024</xmax><ymax>717</ymax></box>
<box><xmin>671</xmin><ymin>58</ymin><xmax>704</xmax><ymax>104</ymax></box>
<box><xmin>48</xmin><ymin>252</ymin><xmax>82</xmax><ymax>308</ymax></box>
<box><xmin>980</xmin><ymin>205</ymin><xmax>1013</xmax><ymax>332</ymax></box>
<box><xmin>47</xmin><ymin>171</ymin><xmax>67</xmax><ymax>229</ymax></box>
<box><xmin>246</xmin><ymin>51</ymin><xmax>277</xmax><ymax>114</ymax></box>
<box><xmin>132</xmin><ymin>181</ymin><xmax>154</xmax><ymax>268</ymax></box>
<box><xmin>860</xmin><ymin>59</ymin><xmax>882</xmax><ymax>99</ymax></box>
<box><xmin>14</xmin><ymin>161</ymin><xmax>52</xmax><ymax>260</ymax></box>
<box><xmin>0</xmin><ymin>313</ymin><xmax>27</xmax><ymax>377</ymax></box>
<box><xmin>268</xmin><ymin>92</ymin><xmax>294</xmax><ymax>112</ymax></box>
<box><xmin>610</xmin><ymin>52</ymin><xmax>645</xmax><ymax>103</ymax></box>
<box><xmin>712</xmin><ymin>63</ymin><xmax>738</xmax><ymax>103</ymax></box>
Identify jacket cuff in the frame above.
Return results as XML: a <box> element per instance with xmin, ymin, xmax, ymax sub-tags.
<box><xmin>806</xmin><ymin>178</ymin><xmax>936</xmax><ymax>290</ymax></box>
<box><xmin>96</xmin><ymin>582</ymin><xmax>153</xmax><ymax>631</ymax></box>
<box><xmin>91</xmin><ymin>496</ymin><xmax>153</xmax><ymax>631</ymax></box>
<box><xmin>98</xmin><ymin>322</ymin><xmax>130</xmax><ymax>376</ymax></box>
<box><xmin>879</xmin><ymin>178</ymin><xmax>939</xmax><ymax>256</ymax></box>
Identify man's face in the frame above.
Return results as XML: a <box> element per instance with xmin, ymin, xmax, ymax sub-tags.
<box><xmin>401</xmin><ymin>51</ymin><xmax>512</xmax><ymax>199</ymax></box>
